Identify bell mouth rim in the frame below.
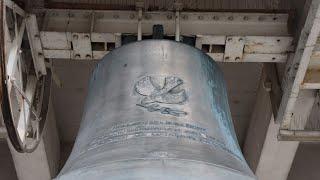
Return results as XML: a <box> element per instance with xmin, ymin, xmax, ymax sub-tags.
<box><xmin>56</xmin><ymin>158</ymin><xmax>256</xmax><ymax>180</ymax></box>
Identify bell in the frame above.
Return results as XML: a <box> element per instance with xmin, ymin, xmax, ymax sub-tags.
<box><xmin>56</xmin><ymin>40</ymin><xmax>255</xmax><ymax>180</ymax></box>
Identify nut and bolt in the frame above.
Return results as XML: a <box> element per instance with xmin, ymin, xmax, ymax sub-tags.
<box><xmin>113</xmin><ymin>14</ymin><xmax>119</xmax><ymax>19</ymax></box>
<box><xmin>144</xmin><ymin>14</ymin><xmax>151</xmax><ymax>20</ymax></box>
<box><xmin>212</xmin><ymin>16</ymin><xmax>219</xmax><ymax>20</ymax></box>
<box><xmin>129</xmin><ymin>14</ymin><xmax>135</xmax><ymax>19</ymax></box>
<box><xmin>258</xmin><ymin>16</ymin><xmax>265</xmax><ymax>21</ymax></box>
<box><xmin>182</xmin><ymin>15</ymin><xmax>188</xmax><ymax>20</ymax></box>
<box><xmin>73</xmin><ymin>34</ymin><xmax>79</xmax><ymax>39</ymax></box>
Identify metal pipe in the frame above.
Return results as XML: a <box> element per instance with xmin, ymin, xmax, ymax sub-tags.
<box><xmin>137</xmin><ymin>9</ymin><xmax>142</xmax><ymax>41</ymax></box>
<box><xmin>175</xmin><ymin>11</ymin><xmax>180</xmax><ymax>41</ymax></box>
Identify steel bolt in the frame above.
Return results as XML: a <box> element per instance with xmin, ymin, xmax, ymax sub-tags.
<box><xmin>182</xmin><ymin>15</ymin><xmax>188</xmax><ymax>20</ymax></box>
<box><xmin>258</xmin><ymin>16</ymin><xmax>265</xmax><ymax>21</ymax></box>
<box><xmin>228</xmin><ymin>16</ymin><xmax>234</xmax><ymax>21</ymax></box>
<box><xmin>113</xmin><ymin>14</ymin><xmax>119</xmax><ymax>19</ymax></box>
<box><xmin>144</xmin><ymin>14</ymin><xmax>151</xmax><ymax>20</ymax></box>
<box><xmin>129</xmin><ymin>14</ymin><xmax>135</xmax><ymax>19</ymax></box>
<box><xmin>213</xmin><ymin>16</ymin><xmax>219</xmax><ymax>20</ymax></box>
<box><xmin>51</xmin><ymin>12</ymin><xmax>58</xmax><ymax>17</ymax></box>
<box><xmin>263</xmin><ymin>81</ymin><xmax>272</xmax><ymax>92</ymax></box>
<box><xmin>73</xmin><ymin>34</ymin><xmax>79</xmax><ymax>39</ymax></box>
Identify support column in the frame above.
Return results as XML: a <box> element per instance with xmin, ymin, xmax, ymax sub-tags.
<box><xmin>243</xmin><ymin>66</ymin><xmax>316</xmax><ymax>180</ymax></box>
<box><xmin>8</xmin><ymin>99</ymin><xmax>60</xmax><ymax>180</ymax></box>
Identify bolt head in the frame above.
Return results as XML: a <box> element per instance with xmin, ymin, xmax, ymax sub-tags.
<box><xmin>113</xmin><ymin>14</ymin><xmax>119</xmax><ymax>19</ymax></box>
<box><xmin>258</xmin><ymin>16</ymin><xmax>265</xmax><ymax>21</ymax></box>
<box><xmin>182</xmin><ymin>15</ymin><xmax>188</xmax><ymax>20</ymax></box>
<box><xmin>73</xmin><ymin>34</ymin><xmax>79</xmax><ymax>39</ymax></box>
<box><xmin>213</xmin><ymin>16</ymin><xmax>219</xmax><ymax>20</ymax></box>
<box><xmin>129</xmin><ymin>14</ymin><xmax>135</xmax><ymax>19</ymax></box>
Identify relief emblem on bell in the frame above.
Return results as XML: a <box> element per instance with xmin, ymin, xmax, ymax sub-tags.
<box><xmin>134</xmin><ymin>76</ymin><xmax>187</xmax><ymax>117</ymax></box>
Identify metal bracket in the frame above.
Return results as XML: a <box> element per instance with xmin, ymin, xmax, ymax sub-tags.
<box><xmin>224</xmin><ymin>36</ymin><xmax>245</xmax><ymax>62</ymax></box>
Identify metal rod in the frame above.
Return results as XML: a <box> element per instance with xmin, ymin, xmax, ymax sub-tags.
<box><xmin>137</xmin><ymin>9</ymin><xmax>142</xmax><ymax>41</ymax></box>
<box><xmin>10</xmin><ymin>79</ymin><xmax>40</xmax><ymax>121</ymax></box>
<box><xmin>175</xmin><ymin>11</ymin><xmax>180</xmax><ymax>42</ymax></box>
